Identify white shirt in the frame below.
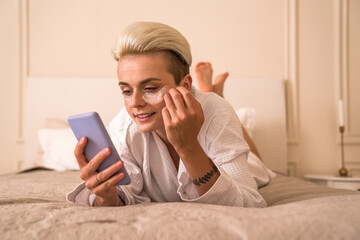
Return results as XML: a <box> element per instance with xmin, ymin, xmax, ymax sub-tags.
<box><xmin>67</xmin><ymin>88</ymin><xmax>267</xmax><ymax>207</ymax></box>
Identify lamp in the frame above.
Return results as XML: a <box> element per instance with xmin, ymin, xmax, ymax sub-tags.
<box><xmin>338</xmin><ymin>100</ymin><xmax>348</xmax><ymax>177</ymax></box>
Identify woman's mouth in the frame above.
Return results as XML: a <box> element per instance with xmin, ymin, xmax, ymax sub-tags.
<box><xmin>134</xmin><ymin>112</ymin><xmax>156</xmax><ymax>122</ymax></box>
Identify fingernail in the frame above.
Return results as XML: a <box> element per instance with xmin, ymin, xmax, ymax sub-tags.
<box><xmin>115</xmin><ymin>160</ymin><xmax>122</xmax><ymax>167</ymax></box>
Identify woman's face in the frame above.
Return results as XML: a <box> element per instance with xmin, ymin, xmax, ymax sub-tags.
<box><xmin>117</xmin><ymin>53</ymin><xmax>178</xmax><ymax>133</ymax></box>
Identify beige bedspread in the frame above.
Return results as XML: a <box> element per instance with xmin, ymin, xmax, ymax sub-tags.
<box><xmin>1</xmin><ymin>169</ymin><xmax>359</xmax><ymax>239</ymax></box>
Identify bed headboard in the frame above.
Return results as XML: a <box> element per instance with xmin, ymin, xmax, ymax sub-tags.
<box><xmin>24</xmin><ymin>77</ymin><xmax>287</xmax><ymax>174</ymax></box>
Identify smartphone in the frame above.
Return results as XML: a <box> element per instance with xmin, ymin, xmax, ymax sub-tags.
<box><xmin>68</xmin><ymin>112</ymin><xmax>131</xmax><ymax>185</ymax></box>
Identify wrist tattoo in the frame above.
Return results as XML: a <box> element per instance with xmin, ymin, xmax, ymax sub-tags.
<box><xmin>192</xmin><ymin>165</ymin><xmax>218</xmax><ymax>187</ymax></box>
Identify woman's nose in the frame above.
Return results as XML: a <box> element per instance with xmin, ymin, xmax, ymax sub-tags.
<box><xmin>130</xmin><ymin>91</ymin><xmax>146</xmax><ymax>107</ymax></box>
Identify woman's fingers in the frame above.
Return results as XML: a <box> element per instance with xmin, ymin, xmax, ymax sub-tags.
<box><xmin>90</xmin><ymin>169</ymin><xmax>126</xmax><ymax>196</ymax></box>
<box><xmin>163</xmin><ymin>86</ymin><xmax>204</xmax><ymax>125</ymax></box>
<box><xmin>74</xmin><ymin>140</ymin><xmax>126</xmax><ymax>203</ymax></box>
<box><xmin>96</xmin><ymin>160</ymin><xmax>124</xmax><ymax>183</ymax></box>
<box><xmin>85</xmin><ymin>147</ymin><xmax>111</xmax><ymax>173</ymax></box>
<box><xmin>164</xmin><ymin>88</ymin><xmax>190</xmax><ymax>123</ymax></box>
<box><xmin>163</xmin><ymin>91</ymin><xmax>177</xmax><ymax>118</ymax></box>
<box><xmin>168</xmin><ymin>88</ymin><xmax>186</xmax><ymax>112</ymax></box>
<box><xmin>176</xmin><ymin>87</ymin><xmax>196</xmax><ymax>111</ymax></box>
<box><xmin>79</xmin><ymin>147</ymin><xmax>111</xmax><ymax>181</ymax></box>
<box><xmin>162</xmin><ymin>107</ymin><xmax>171</xmax><ymax>124</ymax></box>
<box><xmin>177</xmin><ymin>86</ymin><xmax>204</xmax><ymax>122</ymax></box>
<box><xmin>85</xmin><ymin>160</ymin><xmax>124</xmax><ymax>189</ymax></box>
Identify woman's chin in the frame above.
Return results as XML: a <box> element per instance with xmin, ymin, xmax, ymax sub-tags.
<box><xmin>136</xmin><ymin>121</ymin><xmax>158</xmax><ymax>133</ymax></box>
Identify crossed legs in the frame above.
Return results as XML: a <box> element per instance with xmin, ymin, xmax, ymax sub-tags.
<box><xmin>194</xmin><ymin>62</ymin><xmax>229</xmax><ymax>97</ymax></box>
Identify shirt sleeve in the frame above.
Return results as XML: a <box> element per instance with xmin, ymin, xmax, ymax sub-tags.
<box><xmin>177</xmin><ymin>155</ymin><xmax>266</xmax><ymax>207</ymax></box>
<box><xmin>177</xmin><ymin>95</ymin><xmax>267</xmax><ymax>207</ymax></box>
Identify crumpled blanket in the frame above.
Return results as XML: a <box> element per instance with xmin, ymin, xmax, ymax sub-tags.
<box><xmin>1</xmin><ymin>169</ymin><xmax>359</xmax><ymax>240</ymax></box>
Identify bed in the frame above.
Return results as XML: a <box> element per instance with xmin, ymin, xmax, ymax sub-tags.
<box><xmin>1</xmin><ymin>77</ymin><xmax>359</xmax><ymax>239</ymax></box>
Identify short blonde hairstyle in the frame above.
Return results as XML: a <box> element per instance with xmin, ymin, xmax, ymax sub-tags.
<box><xmin>113</xmin><ymin>22</ymin><xmax>192</xmax><ymax>84</ymax></box>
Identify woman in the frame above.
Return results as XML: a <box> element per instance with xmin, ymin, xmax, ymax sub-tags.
<box><xmin>67</xmin><ymin>22</ymin><xmax>268</xmax><ymax>207</ymax></box>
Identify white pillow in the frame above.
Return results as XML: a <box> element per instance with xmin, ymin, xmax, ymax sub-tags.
<box><xmin>38</xmin><ymin>128</ymin><xmax>79</xmax><ymax>171</ymax></box>
<box><xmin>235</xmin><ymin>108</ymin><xmax>256</xmax><ymax>137</ymax></box>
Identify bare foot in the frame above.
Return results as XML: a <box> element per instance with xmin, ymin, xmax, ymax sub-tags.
<box><xmin>195</xmin><ymin>62</ymin><xmax>213</xmax><ymax>92</ymax></box>
<box><xmin>213</xmin><ymin>72</ymin><xmax>229</xmax><ymax>97</ymax></box>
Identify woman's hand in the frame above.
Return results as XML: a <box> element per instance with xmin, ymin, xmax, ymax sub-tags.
<box><xmin>162</xmin><ymin>87</ymin><xmax>219</xmax><ymax>196</ymax></box>
<box><xmin>74</xmin><ymin>137</ymin><xmax>125</xmax><ymax>206</ymax></box>
<box><xmin>162</xmin><ymin>87</ymin><xmax>205</xmax><ymax>155</ymax></box>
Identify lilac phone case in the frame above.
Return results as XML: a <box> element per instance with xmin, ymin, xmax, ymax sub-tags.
<box><xmin>68</xmin><ymin>112</ymin><xmax>131</xmax><ymax>185</ymax></box>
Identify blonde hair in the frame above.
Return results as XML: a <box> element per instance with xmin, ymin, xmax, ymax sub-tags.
<box><xmin>113</xmin><ymin>22</ymin><xmax>192</xmax><ymax>84</ymax></box>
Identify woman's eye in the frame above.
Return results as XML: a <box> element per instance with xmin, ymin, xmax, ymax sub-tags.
<box><xmin>122</xmin><ymin>90</ymin><xmax>132</xmax><ymax>96</ymax></box>
<box><xmin>144</xmin><ymin>87</ymin><xmax>159</xmax><ymax>92</ymax></box>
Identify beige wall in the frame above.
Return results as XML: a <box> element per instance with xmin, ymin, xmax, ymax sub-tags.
<box><xmin>1</xmin><ymin>0</ymin><xmax>359</xmax><ymax>176</ymax></box>
<box><xmin>0</xmin><ymin>0</ymin><xmax>23</xmax><ymax>173</ymax></box>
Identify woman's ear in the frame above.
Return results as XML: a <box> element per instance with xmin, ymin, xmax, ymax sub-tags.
<box><xmin>180</xmin><ymin>74</ymin><xmax>192</xmax><ymax>90</ymax></box>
